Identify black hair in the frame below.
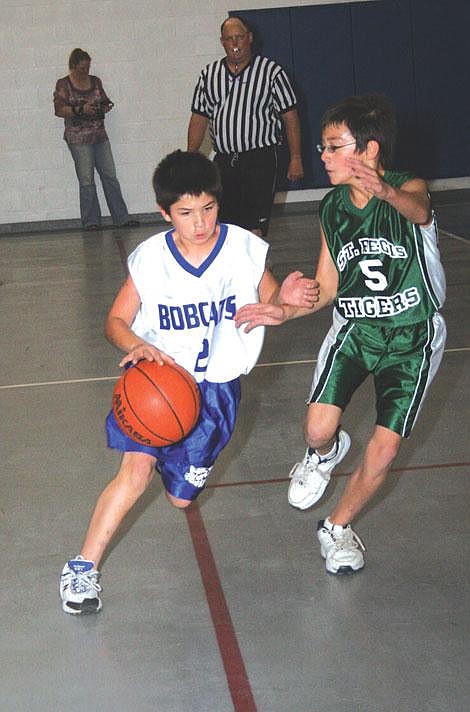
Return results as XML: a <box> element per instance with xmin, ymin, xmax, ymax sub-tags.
<box><xmin>321</xmin><ymin>94</ymin><xmax>396</xmax><ymax>169</ymax></box>
<box><xmin>220</xmin><ymin>15</ymin><xmax>252</xmax><ymax>36</ymax></box>
<box><xmin>68</xmin><ymin>48</ymin><xmax>91</xmax><ymax>70</ymax></box>
<box><xmin>152</xmin><ymin>150</ymin><xmax>222</xmax><ymax>213</ymax></box>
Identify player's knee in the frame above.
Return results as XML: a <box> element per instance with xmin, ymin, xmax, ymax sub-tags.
<box><xmin>304</xmin><ymin>403</ymin><xmax>342</xmax><ymax>449</ymax></box>
<box><xmin>126</xmin><ymin>467</ymin><xmax>154</xmax><ymax>497</ymax></box>
<box><xmin>369</xmin><ymin>431</ymin><xmax>401</xmax><ymax>470</ymax></box>
<box><xmin>165</xmin><ymin>491</ymin><xmax>192</xmax><ymax>509</ymax></box>
<box><xmin>136</xmin><ymin>467</ymin><xmax>155</xmax><ymax>490</ymax></box>
<box><xmin>119</xmin><ymin>454</ymin><xmax>155</xmax><ymax>495</ymax></box>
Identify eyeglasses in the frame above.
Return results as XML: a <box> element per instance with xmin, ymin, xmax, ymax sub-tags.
<box><xmin>316</xmin><ymin>141</ymin><xmax>356</xmax><ymax>154</ymax></box>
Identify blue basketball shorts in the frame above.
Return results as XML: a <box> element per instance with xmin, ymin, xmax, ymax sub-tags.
<box><xmin>106</xmin><ymin>378</ymin><xmax>241</xmax><ymax>501</ymax></box>
<box><xmin>308</xmin><ymin>312</ymin><xmax>446</xmax><ymax>438</ymax></box>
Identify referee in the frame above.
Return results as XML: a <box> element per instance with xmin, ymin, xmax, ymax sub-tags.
<box><xmin>187</xmin><ymin>15</ymin><xmax>304</xmax><ymax>237</ymax></box>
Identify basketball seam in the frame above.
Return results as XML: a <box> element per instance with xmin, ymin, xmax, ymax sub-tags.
<box><xmin>171</xmin><ymin>364</ymin><xmax>201</xmax><ymax>417</ymax></box>
<box><xmin>121</xmin><ymin>377</ymin><xmax>175</xmax><ymax>444</ymax></box>
<box><xmin>134</xmin><ymin>363</ymin><xmax>188</xmax><ymax>436</ymax></box>
<box><xmin>133</xmin><ymin>362</ymin><xmax>199</xmax><ymax>437</ymax></box>
<box><xmin>113</xmin><ymin>362</ymin><xmax>200</xmax><ymax>446</ymax></box>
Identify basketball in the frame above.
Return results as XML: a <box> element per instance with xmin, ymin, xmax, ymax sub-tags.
<box><xmin>112</xmin><ymin>360</ymin><xmax>201</xmax><ymax>447</ymax></box>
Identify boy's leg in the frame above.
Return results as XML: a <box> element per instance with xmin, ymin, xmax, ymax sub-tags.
<box><xmin>330</xmin><ymin>424</ymin><xmax>402</xmax><ymax>526</ymax></box>
<box><xmin>303</xmin><ymin>402</ymin><xmax>343</xmax><ymax>452</ymax></box>
<box><xmin>289</xmin><ymin>315</ymin><xmax>368</xmax><ymax>510</ymax></box>
<box><xmin>165</xmin><ymin>491</ymin><xmax>193</xmax><ymax>509</ymax></box>
<box><xmin>60</xmin><ymin>451</ymin><xmax>156</xmax><ymax>614</ymax></box>
<box><xmin>81</xmin><ymin>451</ymin><xmax>156</xmax><ymax>567</ymax></box>
<box><xmin>60</xmin><ymin>380</ymin><xmax>241</xmax><ymax>614</ymax></box>
<box><xmin>317</xmin><ymin>425</ymin><xmax>401</xmax><ymax>575</ymax></box>
<box><xmin>288</xmin><ymin>403</ymin><xmax>350</xmax><ymax>510</ymax></box>
<box><xmin>314</xmin><ymin>315</ymin><xmax>445</xmax><ymax>574</ymax></box>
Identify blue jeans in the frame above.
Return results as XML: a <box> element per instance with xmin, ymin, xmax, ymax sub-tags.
<box><xmin>67</xmin><ymin>139</ymin><xmax>130</xmax><ymax>227</ymax></box>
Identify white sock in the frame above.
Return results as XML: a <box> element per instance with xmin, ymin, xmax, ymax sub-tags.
<box><xmin>324</xmin><ymin>516</ymin><xmax>344</xmax><ymax>531</ymax></box>
<box><xmin>320</xmin><ymin>439</ymin><xmax>338</xmax><ymax>460</ymax></box>
<box><xmin>309</xmin><ymin>436</ymin><xmax>338</xmax><ymax>461</ymax></box>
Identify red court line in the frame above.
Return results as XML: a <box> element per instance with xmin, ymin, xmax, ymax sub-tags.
<box><xmin>185</xmin><ymin>504</ymin><xmax>257</xmax><ymax>712</ymax></box>
<box><xmin>205</xmin><ymin>460</ymin><xmax>469</xmax><ymax>489</ymax></box>
<box><xmin>186</xmin><ymin>458</ymin><xmax>468</xmax><ymax>710</ymax></box>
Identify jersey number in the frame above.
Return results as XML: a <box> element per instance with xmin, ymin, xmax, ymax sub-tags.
<box><xmin>195</xmin><ymin>338</ymin><xmax>209</xmax><ymax>373</ymax></box>
<box><xmin>358</xmin><ymin>259</ymin><xmax>388</xmax><ymax>291</ymax></box>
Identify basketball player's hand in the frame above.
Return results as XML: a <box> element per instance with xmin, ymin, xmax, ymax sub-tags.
<box><xmin>279</xmin><ymin>271</ymin><xmax>319</xmax><ymax>308</ymax></box>
<box><xmin>119</xmin><ymin>343</ymin><xmax>175</xmax><ymax>368</ymax></box>
<box><xmin>235</xmin><ymin>303</ymin><xmax>287</xmax><ymax>333</ymax></box>
<box><xmin>345</xmin><ymin>158</ymin><xmax>390</xmax><ymax>200</ymax></box>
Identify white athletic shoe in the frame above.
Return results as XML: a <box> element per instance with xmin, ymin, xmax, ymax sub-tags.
<box><xmin>60</xmin><ymin>556</ymin><xmax>102</xmax><ymax>615</ymax></box>
<box><xmin>317</xmin><ymin>519</ymin><xmax>365</xmax><ymax>575</ymax></box>
<box><xmin>288</xmin><ymin>429</ymin><xmax>351</xmax><ymax>510</ymax></box>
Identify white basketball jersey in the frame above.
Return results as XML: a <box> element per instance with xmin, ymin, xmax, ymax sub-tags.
<box><xmin>128</xmin><ymin>223</ymin><xmax>268</xmax><ymax>383</ymax></box>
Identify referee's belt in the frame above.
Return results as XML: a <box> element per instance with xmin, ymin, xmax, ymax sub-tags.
<box><xmin>218</xmin><ymin>145</ymin><xmax>276</xmax><ymax>166</ymax></box>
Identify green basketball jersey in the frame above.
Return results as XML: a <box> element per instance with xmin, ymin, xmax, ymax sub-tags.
<box><xmin>319</xmin><ymin>171</ymin><xmax>446</xmax><ymax>326</ymax></box>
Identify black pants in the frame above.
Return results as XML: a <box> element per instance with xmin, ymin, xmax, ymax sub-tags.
<box><xmin>214</xmin><ymin>146</ymin><xmax>278</xmax><ymax>237</ymax></box>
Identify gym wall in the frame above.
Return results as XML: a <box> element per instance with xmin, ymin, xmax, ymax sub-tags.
<box><xmin>1</xmin><ymin>0</ymin><xmax>467</xmax><ymax>228</ymax></box>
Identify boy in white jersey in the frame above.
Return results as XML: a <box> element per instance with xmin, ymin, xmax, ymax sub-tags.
<box><xmin>59</xmin><ymin>150</ymin><xmax>318</xmax><ymax>614</ymax></box>
<box><xmin>236</xmin><ymin>95</ymin><xmax>446</xmax><ymax>575</ymax></box>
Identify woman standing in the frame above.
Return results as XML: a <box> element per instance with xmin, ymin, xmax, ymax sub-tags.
<box><xmin>54</xmin><ymin>48</ymin><xmax>138</xmax><ymax>230</ymax></box>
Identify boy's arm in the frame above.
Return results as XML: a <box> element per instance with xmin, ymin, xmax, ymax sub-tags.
<box><xmin>235</xmin><ymin>238</ymin><xmax>336</xmax><ymax>332</ymax></box>
<box><xmin>346</xmin><ymin>158</ymin><xmax>432</xmax><ymax>225</ymax></box>
<box><xmin>259</xmin><ymin>269</ymin><xmax>319</xmax><ymax>308</ymax></box>
<box><xmin>314</xmin><ymin>226</ymin><xmax>339</xmax><ymax>305</ymax></box>
<box><xmin>105</xmin><ymin>276</ymin><xmax>175</xmax><ymax>367</ymax></box>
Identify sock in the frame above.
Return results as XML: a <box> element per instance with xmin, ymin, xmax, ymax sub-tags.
<box><xmin>308</xmin><ymin>432</ymin><xmax>339</xmax><ymax>460</ymax></box>
<box><xmin>324</xmin><ymin>516</ymin><xmax>344</xmax><ymax>531</ymax></box>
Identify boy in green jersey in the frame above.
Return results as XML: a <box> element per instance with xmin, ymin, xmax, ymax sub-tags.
<box><xmin>235</xmin><ymin>94</ymin><xmax>446</xmax><ymax>575</ymax></box>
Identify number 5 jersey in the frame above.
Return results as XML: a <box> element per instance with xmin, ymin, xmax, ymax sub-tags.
<box><xmin>320</xmin><ymin>171</ymin><xmax>446</xmax><ymax>325</ymax></box>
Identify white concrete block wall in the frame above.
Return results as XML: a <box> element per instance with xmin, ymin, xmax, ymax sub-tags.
<box><xmin>1</xmin><ymin>0</ymin><xmax>467</xmax><ymax>226</ymax></box>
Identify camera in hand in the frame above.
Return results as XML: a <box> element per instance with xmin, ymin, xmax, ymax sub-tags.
<box><xmin>72</xmin><ymin>99</ymin><xmax>114</xmax><ymax>124</ymax></box>
<box><xmin>93</xmin><ymin>99</ymin><xmax>114</xmax><ymax>119</ymax></box>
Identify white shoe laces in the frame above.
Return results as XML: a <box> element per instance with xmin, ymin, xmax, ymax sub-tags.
<box><xmin>68</xmin><ymin>570</ymin><xmax>102</xmax><ymax>595</ymax></box>
<box><xmin>291</xmin><ymin>432</ymin><xmax>342</xmax><ymax>484</ymax></box>
<box><xmin>290</xmin><ymin>452</ymin><xmax>325</xmax><ymax>485</ymax></box>
<box><xmin>331</xmin><ymin>526</ymin><xmax>365</xmax><ymax>553</ymax></box>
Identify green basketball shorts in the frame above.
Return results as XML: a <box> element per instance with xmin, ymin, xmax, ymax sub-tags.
<box><xmin>308</xmin><ymin>310</ymin><xmax>446</xmax><ymax>437</ymax></box>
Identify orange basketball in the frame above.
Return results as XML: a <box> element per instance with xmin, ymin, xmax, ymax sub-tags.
<box><xmin>112</xmin><ymin>360</ymin><xmax>201</xmax><ymax>447</ymax></box>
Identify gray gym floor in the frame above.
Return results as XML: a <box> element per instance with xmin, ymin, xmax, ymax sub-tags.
<box><xmin>1</xmin><ymin>192</ymin><xmax>469</xmax><ymax>712</ymax></box>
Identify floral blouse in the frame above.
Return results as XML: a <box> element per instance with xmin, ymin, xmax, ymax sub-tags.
<box><xmin>53</xmin><ymin>75</ymin><xmax>111</xmax><ymax>145</ymax></box>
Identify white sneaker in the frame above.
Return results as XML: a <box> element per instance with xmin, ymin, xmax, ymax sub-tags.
<box><xmin>288</xmin><ymin>429</ymin><xmax>351</xmax><ymax>509</ymax></box>
<box><xmin>60</xmin><ymin>556</ymin><xmax>102</xmax><ymax>615</ymax></box>
<box><xmin>317</xmin><ymin>519</ymin><xmax>365</xmax><ymax>575</ymax></box>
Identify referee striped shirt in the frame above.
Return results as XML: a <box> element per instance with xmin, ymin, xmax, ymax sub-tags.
<box><xmin>191</xmin><ymin>55</ymin><xmax>298</xmax><ymax>154</ymax></box>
